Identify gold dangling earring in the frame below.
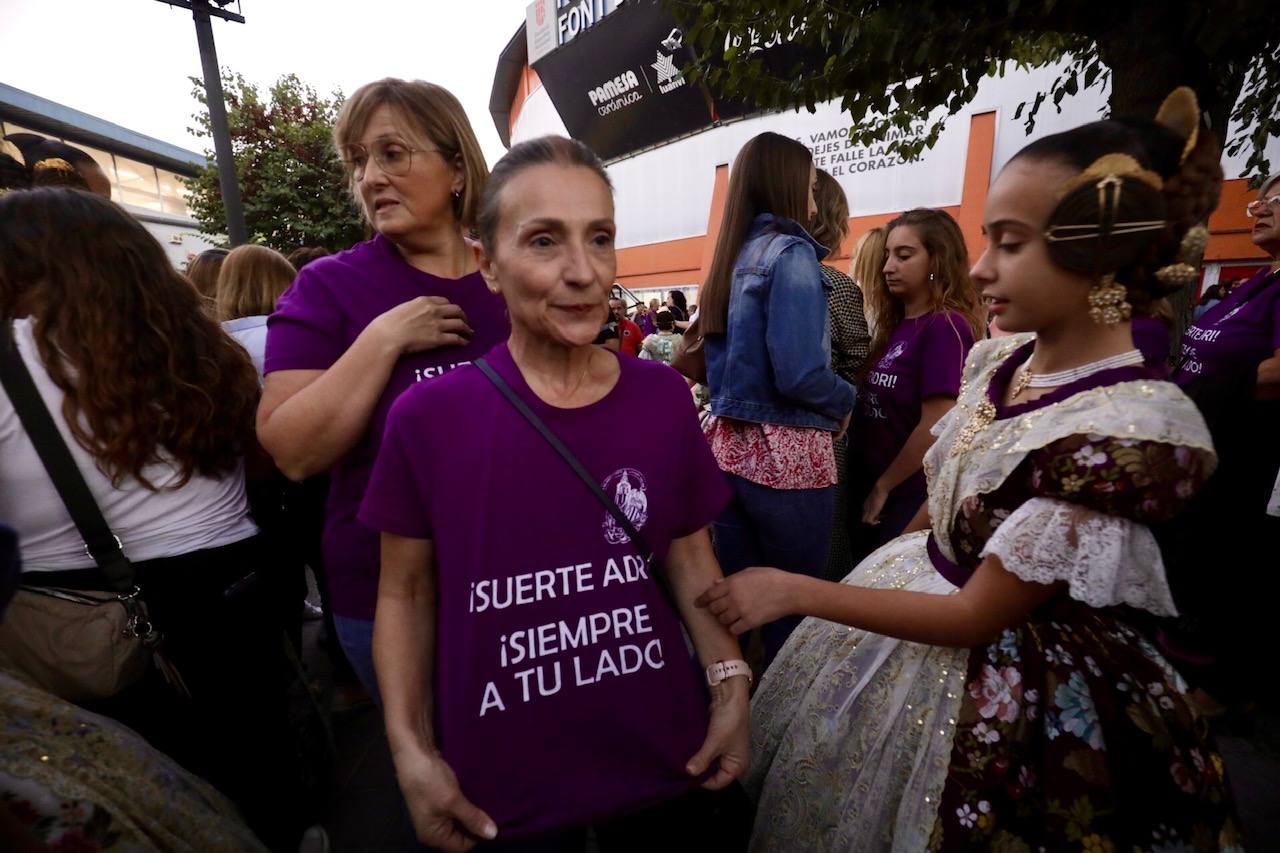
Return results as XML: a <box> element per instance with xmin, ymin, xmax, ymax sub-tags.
<box><xmin>1087</xmin><ymin>274</ymin><xmax>1133</xmax><ymax>326</ymax></box>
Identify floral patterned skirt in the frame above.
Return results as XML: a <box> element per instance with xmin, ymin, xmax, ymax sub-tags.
<box><xmin>746</xmin><ymin>533</ymin><xmax>1241</xmax><ymax>852</ymax></box>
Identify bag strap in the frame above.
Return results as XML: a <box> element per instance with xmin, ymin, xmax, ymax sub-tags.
<box><xmin>474</xmin><ymin>358</ymin><xmax>677</xmax><ymax>609</ymax></box>
<box><xmin>0</xmin><ymin>322</ymin><xmax>133</xmax><ymax>591</ymax></box>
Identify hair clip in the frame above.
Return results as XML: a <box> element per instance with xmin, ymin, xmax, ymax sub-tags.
<box><xmin>33</xmin><ymin>158</ymin><xmax>76</xmax><ymax>175</ymax></box>
<box><xmin>1154</xmin><ymin>224</ymin><xmax>1210</xmax><ymax>291</ymax></box>
<box><xmin>1155</xmin><ymin>86</ymin><xmax>1201</xmax><ymax>165</ymax></box>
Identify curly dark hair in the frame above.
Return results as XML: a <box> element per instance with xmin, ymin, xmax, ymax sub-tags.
<box><xmin>0</xmin><ymin>188</ymin><xmax>260</xmax><ymax>489</ymax></box>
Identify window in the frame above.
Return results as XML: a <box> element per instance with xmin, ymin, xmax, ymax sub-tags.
<box><xmin>77</xmin><ymin>144</ymin><xmax>122</xmax><ymax>203</ymax></box>
<box><xmin>157</xmin><ymin>169</ymin><xmax>190</xmax><ymax>217</ymax></box>
<box><xmin>114</xmin><ymin>155</ymin><xmax>162</xmax><ymax>212</ymax></box>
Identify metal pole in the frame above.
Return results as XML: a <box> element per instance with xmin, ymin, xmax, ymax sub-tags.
<box><xmin>192</xmin><ymin>1</ymin><xmax>247</xmax><ymax>245</ymax></box>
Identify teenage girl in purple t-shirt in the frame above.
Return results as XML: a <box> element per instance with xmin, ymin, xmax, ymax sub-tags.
<box><xmin>257</xmin><ymin>80</ymin><xmax>510</xmax><ymax>699</ymax></box>
<box><xmin>850</xmin><ymin>209</ymin><xmax>985</xmax><ymax>560</ymax></box>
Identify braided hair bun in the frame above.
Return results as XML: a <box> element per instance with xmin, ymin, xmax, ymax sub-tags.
<box><xmin>1014</xmin><ymin>87</ymin><xmax>1222</xmax><ymax>304</ymax></box>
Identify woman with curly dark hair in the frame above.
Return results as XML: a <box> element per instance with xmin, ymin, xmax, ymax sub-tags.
<box><xmin>0</xmin><ymin>188</ymin><xmax>305</xmax><ymax>849</ymax></box>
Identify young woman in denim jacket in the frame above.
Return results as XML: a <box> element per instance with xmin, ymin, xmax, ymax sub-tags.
<box><xmin>699</xmin><ymin>132</ymin><xmax>856</xmax><ymax>667</ymax></box>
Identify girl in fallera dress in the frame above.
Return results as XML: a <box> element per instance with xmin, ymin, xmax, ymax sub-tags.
<box><xmin>696</xmin><ymin>89</ymin><xmax>1242</xmax><ymax>851</ymax></box>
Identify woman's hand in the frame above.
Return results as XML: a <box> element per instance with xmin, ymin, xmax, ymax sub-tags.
<box><xmin>695</xmin><ymin>567</ymin><xmax>797</xmax><ymax>635</ymax></box>
<box><xmin>861</xmin><ymin>481</ymin><xmax>890</xmax><ymax>525</ymax></box>
<box><xmin>392</xmin><ymin>744</ymin><xmax>496</xmax><ymax>851</ymax></box>
<box><xmin>373</xmin><ymin>296</ymin><xmax>474</xmax><ymax>355</ymax></box>
<box><xmin>836</xmin><ymin>410</ymin><xmax>853</xmax><ymax>441</ymax></box>
<box><xmin>685</xmin><ymin>678</ymin><xmax>750</xmax><ymax>789</ymax></box>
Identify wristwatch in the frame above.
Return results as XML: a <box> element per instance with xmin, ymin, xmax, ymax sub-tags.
<box><xmin>705</xmin><ymin>659</ymin><xmax>753</xmax><ymax>687</ymax></box>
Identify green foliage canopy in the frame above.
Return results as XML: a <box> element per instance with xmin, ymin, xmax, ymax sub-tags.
<box><xmin>672</xmin><ymin>0</ymin><xmax>1278</xmax><ymax>180</ymax></box>
<box><xmin>184</xmin><ymin>72</ymin><xmax>365</xmax><ymax>252</ymax></box>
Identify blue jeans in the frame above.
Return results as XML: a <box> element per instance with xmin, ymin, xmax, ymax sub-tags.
<box><xmin>332</xmin><ymin>614</ymin><xmax>382</xmax><ymax>707</ymax></box>
<box><xmin>711</xmin><ymin>474</ymin><xmax>834</xmax><ymax>668</ymax></box>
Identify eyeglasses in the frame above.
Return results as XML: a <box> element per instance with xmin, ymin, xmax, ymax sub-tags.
<box><xmin>339</xmin><ymin>139</ymin><xmax>443</xmax><ymax>180</ymax></box>
<box><xmin>1246</xmin><ymin>195</ymin><xmax>1280</xmax><ymax>217</ymax></box>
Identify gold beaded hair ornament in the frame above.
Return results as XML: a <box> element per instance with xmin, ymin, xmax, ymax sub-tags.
<box><xmin>1041</xmin><ymin>86</ymin><xmax>1207</xmax><ymax>325</ymax></box>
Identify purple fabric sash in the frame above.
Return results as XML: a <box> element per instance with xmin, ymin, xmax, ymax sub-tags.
<box><xmin>927</xmin><ymin>533</ymin><xmax>972</xmax><ymax>590</ymax></box>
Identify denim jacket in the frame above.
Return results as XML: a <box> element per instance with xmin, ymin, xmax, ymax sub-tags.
<box><xmin>705</xmin><ymin>214</ymin><xmax>856</xmax><ymax>430</ymax></box>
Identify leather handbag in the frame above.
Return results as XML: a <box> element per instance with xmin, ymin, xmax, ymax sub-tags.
<box><xmin>0</xmin><ymin>322</ymin><xmax>165</xmax><ymax>701</ymax></box>
<box><xmin>670</xmin><ymin>314</ymin><xmax>706</xmax><ymax>384</ymax></box>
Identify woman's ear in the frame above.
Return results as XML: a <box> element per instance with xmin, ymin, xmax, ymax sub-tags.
<box><xmin>452</xmin><ymin>154</ymin><xmax>466</xmax><ymax>195</ymax></box>
<box><xmin>471</xmin><ymin>238</ymin><xmax>501</xmax><ymax>295</ymax></box>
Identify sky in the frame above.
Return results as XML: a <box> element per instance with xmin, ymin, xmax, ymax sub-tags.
<box><xmin>0</xmin><ymin>0</ymin><xmax>532</xmax><ymax>166</ymax></box>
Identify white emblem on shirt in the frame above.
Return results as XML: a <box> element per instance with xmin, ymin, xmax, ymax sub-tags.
<box><xmin>879</xmin><ymin>341</ymin><xmax>907</xmax><ymax>367</ymax></box>
<box><xmin>602</xmin><ymin>468</ymin><xmax>649</xmax><ymax>545</ymax></box>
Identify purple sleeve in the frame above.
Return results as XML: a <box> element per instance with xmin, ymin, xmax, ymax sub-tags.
<box><xmin>358</xmin><ymin>397</ymin><xmax>433</xmax><ymax>539</ymax></box>
<box><xmin>918</xmin><ymin>313</ymin><xmax>975</xmax><ymax>399</ymax></box>
<box><xmin>1271</xmin><ymin>288</ymin><xmax>1280</xmax><ymax>350</ymax></box>
<box><xmin>668</xmin><ymin>374</ymin><xmax>732</xmax><ymax>537</ymax></box>
<box><xmin>263</xmin><ymin>267</ymin><xmax>348</xmax><ymax>374</ymax></box>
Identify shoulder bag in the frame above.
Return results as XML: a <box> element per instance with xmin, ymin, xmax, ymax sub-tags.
<box><xmin>0</xmin><ymin>322</ymin><xmax>179</xmax><ymax>701</ymax></box>
<box><xmin>670</xmin><ymin>314</ymin><xmax>706</xmax><ymax>385</ymax></box>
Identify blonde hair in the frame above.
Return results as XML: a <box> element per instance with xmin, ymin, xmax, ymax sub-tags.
<box><xmin>216</xmin><ymin>244</ymin><xmax>296</xmax><ymax>321</ymax></box>
<box><xmin>185</xmin><ymin>249</ymin><xmax>227</xmax><ymax>299</ymax></box>
<box><xmin>809</xmin><ymin>169</ymin><xmax>849</xmax><ymax>255</ymax></box>
<box><xmin>334</xmin><ymin>78</ymin><xmax>488</xmax><ymax>229</ymax></box>
<box><xmin>850</xmin><ymin>227</ymin><xmax>886</xmax><ymax>295</ymax></box>
<box><xmin>867</xmin><ymin>209</ymin><xmax>985</xmax><ymax>360</ymax></box>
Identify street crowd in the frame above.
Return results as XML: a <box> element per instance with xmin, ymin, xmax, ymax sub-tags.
<box><xmin>0</xmin><ymin>76</ymin><xmax>1278</xmax><ymax>852</ymax></box>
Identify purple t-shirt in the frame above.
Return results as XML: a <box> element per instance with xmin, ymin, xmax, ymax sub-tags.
<box><xmin>858</xmin><ymin>311</ymin><xmax>975</xmax><ymax>495</ymax></box>
<box><xmin>1174</xmin><ymin>268</ymin><xmax>1280</xmax><ymax>386</ymax></box>
<box><xmin>358</xmin><ymin>343</ymin><xmax>731</xmax><ymax>839</ymax></box>
<box><xmin>1132</xmin><ymin>314</ymin><xmax>1172</xmax><ymax>368</ymax></box>
<box><xmin>264</xmin><ymin>234</ymin><xmax>510</xmax><ymax>619</ymax></box>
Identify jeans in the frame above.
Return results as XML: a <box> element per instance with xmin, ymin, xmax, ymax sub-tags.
<box><xmin>711</xmin><ymin>473</ymin><xmax>834</xmax><ymax>667</ymax></box>
<box><xmin>333</xmin><ymin>613</ymin><xmax>382</xmax><ymax>707</ymax></box>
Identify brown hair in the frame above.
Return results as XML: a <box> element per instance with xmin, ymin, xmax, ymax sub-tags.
<box><xmin>186</xmin><ymin>248</ymin><xmax>228</xmax><ymax>299</ymax></box>
<box><xmin>477</xmin><ymin>135</ymin><xmax>613</xmax><ymax>255</ymax></box>
<box><xmin>286</xmin><ymin>246</ymin><xmax>330</xmax><ymax>271</ymax></box>
<box><xmin>334</xmin><ymin>78</ymin><xmax>488</xmax><ymax>228</ymax></box>
<box><xmin>216</xmin><ymin>244</ymin><xmax>296</xmax><ymax>321</ymax></box>
<box><xmin>850</xmin><ymin>227</ymin><xmax>886</xmax><ymax>295</ymax></box>
<box><xmin>809</xmin><ymin>168</ymin><xmax>849</xmax><ymax>255</ymax></box>
<box><xmin>868</xmin><ymin>209</ymin><xmax>986</xmax><ymax>360</ymax></box>
<box><xmin>699</xmin><ymin>132</ymin><xmax>814</xmax><ymax>335</ymax></box>
<box><xmin>0</xmin><ymin>189</ymin><xmax>259</xmax><ymax>489</ymax></box>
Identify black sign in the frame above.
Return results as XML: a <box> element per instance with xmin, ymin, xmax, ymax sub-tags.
<box><xmin>532</xmin><ymin>0</ymin><xmax>715</xmax><ymax>161</ymax></box>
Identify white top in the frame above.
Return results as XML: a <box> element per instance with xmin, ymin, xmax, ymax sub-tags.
<box><xmin>222</xmin><ymin>315</ymin><xmax>268</xmax><ymax>380</ymax></box>
<box><xmin>1</xmin><ymin>318</ymin><xmax>259</xmax><ymax>571</ymax></box>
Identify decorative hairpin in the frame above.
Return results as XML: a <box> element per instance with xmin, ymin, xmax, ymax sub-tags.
<box><xmin>33</xmin><ymin>158</ymin><xmax>76</xmax><ymax>174</ymax></box>
<box><xmin>1044</xmin><ymin>154</ymin><xmax>1167</xmax><ymax>247</ymax></box>
<box><xmin>1155</xmin><ymin>87</ymin><xmax>1201</xmax><ymax>165</ymax></box>
<box><xmin>1154</xmin><ymin>224</ymin><xmax>1210</xmax><ymax>291</ymax></box>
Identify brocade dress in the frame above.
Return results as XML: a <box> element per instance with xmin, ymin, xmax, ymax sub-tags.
<box><xmin>746</xmin><ymin>336</ymin><xmax>1242</xmax><ymax>851</ymax></box>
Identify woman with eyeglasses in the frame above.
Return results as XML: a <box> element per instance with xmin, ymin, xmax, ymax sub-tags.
<box><xmin>1155</xmin><ymin>172</ymin><xmax>1280</xmax><ymax>710</ymax></box>
<box><xmin>257</xmin><ymin>79</ymin><xmax>510</xmax><ymax>699</ymax></box>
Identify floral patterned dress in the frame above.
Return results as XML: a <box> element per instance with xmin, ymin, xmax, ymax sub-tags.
<box><xmin>746</xmin><ymin>336</ymin><xmax>1242</xmax><ymax>852</ymax></box>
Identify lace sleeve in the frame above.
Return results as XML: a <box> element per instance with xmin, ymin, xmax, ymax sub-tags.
<box><xmin>930</xmin><ymin>408</ymin><xmax>956</xmax><ymax>438</ymax></box>
<box><xmin>980</xmin><ymin>496</ymin><xmax>1177</xmax><ymax>617</ymax></box>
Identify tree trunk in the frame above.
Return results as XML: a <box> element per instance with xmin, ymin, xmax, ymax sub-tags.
<box><xmin>1092</xmin><ymin>0</ymin><xmax>1256</xmax><ymax>347</ymax></box>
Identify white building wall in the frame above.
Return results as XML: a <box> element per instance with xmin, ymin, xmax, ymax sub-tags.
<box><xmin>512</xmin><ymin>62</ymin><xmax>1279</xmax><ymax>251</ymax></box>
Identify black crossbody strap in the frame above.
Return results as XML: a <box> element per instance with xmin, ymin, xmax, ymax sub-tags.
<box><xmin>0</xmin><ymin>322</ymin><xmax>133</xmax><ymax>591</ymax></box>
<box><xmin>475</xmin><ymin>358</ymin><xmax>676</xmax><ymax>608</ymax></box>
